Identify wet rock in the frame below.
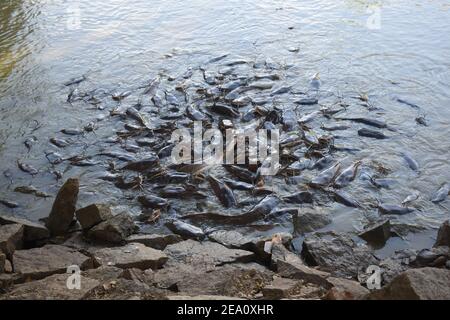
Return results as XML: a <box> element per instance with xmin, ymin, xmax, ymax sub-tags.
<box><xmin>367</xmin><ymin>267</ymin><xmax>450</xmax><ymax>300</ymax></box>
<box><xmin>208</xmin><ymin>230</ymin><xmax>254</xmax><ymax>250</ymax></box>
<box><xmin>301</xmin><ymin>232</ymin><xmax>378</xmax><ymax>279</ymax></box>
<box><xmin>46</xmin><ymin>178</ymin><xmax>79</xmax><ymax>236</ymax></box>
<box><xmin>166</xmin><ymin>220</ymin><xmax>205</xmax><ymax>240</ymax></box>
<box><xmin>390</xmin><ymin>222</ymin><xmax>426</xmax><ymax>238</ymax></box>
<box><xmin>0</xmin><ymin>214</ymin><xmax>49</xmax><ymax>242</ymax></box>
<box><xmin>414</xmin><ymin>246</ymin><xmax>449</xmax><ymax>268</ymax></box>
<box><xmin>93</xmin><ymin>243</ymin><xmax>168</xmax><ymax>270</ymax></box>
<box><xmin>271</xmin><ymin>242</ymin><xmax>331</xmax><ymax>288</ymax></box>
<box><xmin>0</xmin><ymin>224</ymin><xmax>24</xmax><ymax>264</ymax></box>
<box><xmin>0</xmin><ymin>253</ymin><xmax>5</xmax><ymax>273</ymax></box>
<box><xmin>125</xmin><ymin>234</ymin><xmax>182</xmax><ymax>250</ymax></box>
<box><xmin>2</xmin><ymin>273</ymin><xmax>100</xmax><ymax>300</ymax></box>
<box><xmin>164</xmin><ymin>240</ymin><xmax>255</xmax><ymax>268</ymax></box>
<box><xmin>377</xmin><ymin>249</ymin><xmax>416</xmax><ymax>284</ymax></box>
<box><xmin>434</xmin><ymin>220</ymin><xmax>450</xmax><ymax>247</ymax></box>
<box><xmin>75</xmin><ymin>204</ymin><xmax>113</xmax><ymax>230</ymax></box>
<box><xmin>359</xmin><ymin>219</ymin><xmax>391</xmax><ymax>247</ymax></box>
<box><xmin>293</xmin><ymin>208</ymin><xmax>332</xmax><ymax>234</ymax></box>
<box><xmin>262</xmin><ymin>277</ymin><xmax>324</xmax><ymax>300</ymax></box>
<box><xmin>13</xmin><ymin>245</ymin><xmax>94</xmax><ymax>282</ymax></box>
<box><xmin>324</xmin><ymin>277</ymin><xmax>369</xmax><ymax>300</ymax></box>
<box><xmin>86</xmin><ymin>212</ymin><xmax>138</xmax><ymax>244</ymax></box>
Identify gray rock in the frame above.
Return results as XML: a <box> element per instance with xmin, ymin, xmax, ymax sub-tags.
<box><xmin>302</xmin><ymin>232</ymin><xmax>378</xmax><ymax>279</ymax></box>
<box><xmin>46</xmin><ymin>178</ymin><xmax>79</xmax><ymax>236</ymax></box>
<box><xmin>208</xmin><ymin>230</ymin><xmax>254</xmax><ymax>250</ymax></box>
<box><xmin>87</xmin><ymin>212</ymin><xmax>138</xmax><ymax>244</ymax></box>
<box><xmin>325</xmin><ymin>277</ymin><xmax>370</xmax><ymax>300</ymax></box>
<box><xmin>0</xmin><ymin>214</ymin><xmax>49</xmax><ymax>242</ymax></box>
<box><xmin>2</xmin><ymin>273</ymin><xmax>100</xmax><ymax>300</ymax></box>
<box><xmin>13</xmin><ymin>245</ymin><xmax>94</xmax><ymax>282</ymax></box>
<box><xmin>359</xmin><ymin>219</ymin><xmax>391</xmax><ymax>247</ymax></box>
<box><xmin>164</xmin><ymin>240</ymin><xmax>255</xmax><ymax>268</ymax></box>
<box><xmin>93</xmin><ymin>243</ymin><xmax>168</xmax><ymax>270</ymax></box>
<box><xmin>262</xmin><ymin>277</ymin><xmax>325</xmax><ymax>300</ymax></box>
<box><xmin>75</xmin><ymin>204</ymin><xmax>113</xmax><ymax>230</ymax></box>
<box><xmin>0</xmin><ymin>224</ymin><xmax>24</xmax><ymax>263</ymax></box>
<box><xmin>125</xmin><ymin>234</ymin><xmax>182</xmax><ymax>250</ymax></box>
<box><xmin>435</xmin><ymin>220</ymin><xmax>450</xmax><ymax>247</ymax></box>
<box><xmin>367</xmin><ymin>267</ymin><xmax>450</xmax><ymax>300</ymax></box>
<box><xmin>82</xmin><ymin>266</ymin><xmax>124</xmax><ymax>283</ymax></box>
<box><xmin>271</xmin><ymin>242</ymin><xmax>331</xmax><ymax>288</ymax></box>
<box><xmin>414</xmin><ymin>246</ymin><xmax>449</xmax><ymax>268</ymax></box>
<box><xmin>293</xmin><ymin>208</ymin><xmax>332</xmax><ymax>234</ymax></box>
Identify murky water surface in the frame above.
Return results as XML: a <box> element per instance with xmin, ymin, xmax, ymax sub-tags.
<box><xmin>1</xmin><ymin>0</ymin><xmax>449</xmax><ymax>256</ymax></box>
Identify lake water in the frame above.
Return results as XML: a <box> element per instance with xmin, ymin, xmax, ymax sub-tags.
<box><xmin>1</xmin><ymin>0</ymin><xmax>449</xmax><ymax>256</ymax></box>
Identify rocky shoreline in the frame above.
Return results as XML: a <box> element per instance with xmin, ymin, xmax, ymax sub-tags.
<box><xmin>1</xmin><ymin>178</ymin><xmax>449</xmax><ymax>300</ymax></box>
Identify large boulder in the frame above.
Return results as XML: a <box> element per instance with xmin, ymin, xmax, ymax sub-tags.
<box><xmin>46</xmin><ymin>178</ymin><xmax>79</xmax><ymax>236</ymax></box>
<box><xmin>0</xmin><ymin>214</ymin><xmax>49</xmax><ymax>242</ymax></box>
<box><xmin>75</xmin><ymin>204</ymin><xmax>113</xmax><ymax>230</ymax></box>
<box><xmin>86</xmin><ymin>212</ymin><xmax>138</xmax><ymax>244</ymax></box>
<box><xmin>262</xmin><ymin>277</ymin><xmax>325</xmax><ymax>300</ymax></box>
<box><xmin>301</xmin><ymin>231</ymin><xmax>378</xmax><ymax>279</ymax></box>
<box><xmin>0</xmin><ymin>224</ymin><xmax>24</xmax><ymax>263</ymax></box>
<box><xmin>93</xmin><ymin>243</ymin><xmax>168</xmax><ymax>270</ymax></box>
<box><xmin>434</xmin><ymin>220</ymin><xmax>450</xmax><ymax>247</ymax></box>
<box><xmin>13</xmin><ymin>245</ymin><xmax>94</xmax><ymax>282</ymax></box>
<box><xmin>1</xmin><ymin>273</ymin><xmax>100</xmax><ymax>300</ymax></box>
<box><xmin>125</xmin><ymin>234</ymin><xmax>182</xmax><ymax>250</ymax></box>
<box><xmin>164</xmin><ymin>240</ymin><xmax>255</xmax><ymax>268</ymax></box>
<box><xmin>367</xmin><ymin>268</ymin><xmax>450</xmax><ymax>300</ymax></box>
<box><xmin>324</xmin><ymin>277</ymin><xmax>370</xmax><ymax>300</ymax></box>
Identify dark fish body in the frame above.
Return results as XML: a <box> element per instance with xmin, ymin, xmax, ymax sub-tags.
<box><xmin>283</xmin><ymin>191</ymin><xmax>313</xmax><ymax>204</ymax></box>
<box><xmin>24</xmin><ymin>136</ymin><xmax>37</xmax><ymax>151</ymax></box>
<box><xmin>270</xmin><ymin>85</ymin><xmax>291</xmax><ymax>96</ymax></box>
<box><xmin>396</xmin><ymin>98</ymin><xmax>421</xmax><ymax>110</ymax></box>
<box><xmin>310</xmin><ymin>163</ymin><xmax>341</xmax><ymax>187</ymax></box>
<box><xmin>334</xmin><ymin>161</ymin><xmax>361</xmax><ymax>188</ymax></box>
<box><xmin>401</xmin><ymin>153</ymin><xmax>419</xmax><ymax>171</ymax></box>
<box><xmin>64</xmin><ymin>76</ymin><xmax>86</xmax><ymax>86</ymax></box>
<box><xmin>144</xmin><ymin>77</ymin><xmax>160</xmax><ymax>95</ymax></box>
<box><xmin>211</xmin><ymin>103</ymin><xmax>240</xmax><ymax>117</ymax></box>
<box><xmin>50</xmin><ymin>137</ymin><xmax>70</xmax><ymax>148</ymax></box>
<box><xmin>221</xmin><ymin>80</ymin><xmax>244</xmax><ymax>92</ymax></box>
<box><xmin>98</xmin><ymin>151</ymin><xmax>136</xmax><ymax>162</ymax></box>
<box><xmin>166</xmin><ymin>220</ymin><xmax>205</xmax><ymax>240</ymax></box>
<box><xmin>295</xmin><ymin>98</ymin><xmax>318</xmax><ymax>105</ymax></box>
<box><xmin>224</xmin><ymin>165</ymin><xmax>255</xmax><ymax>183</ymax></box>
<box><xmin>0</xmin><ymin>199</ymin><xmax>19</xmax><ymax>208</ymax></box>
<box><xmin>45</xmin><ymin>152</ymin><xmax>64</xmax><ymax>165</ymax></box>
<box><xmin>70</xmin><ymin>159</ymin><xmax>99</xmax><ymax>167</ymax></box>
<box><xmin>61</xmin><ymin>128</ymin><xmax>83</xmax><ymax>136</ymax></box>
<box><xmin>14</xmin><ymin>186</ymin><xmax>51</xmax><ymax>198</ymax></box>
<box><xmin>370</xmin><ymin>178</ymin><xmax>397</xmax><ymax>189</ymax></box>
<box><xmin>186</xmin><ymin>105</ymin><xmax>208</xmax><ymax>121</ymax></box>
<box><xmin>358</xmin><ymin>128</ymin><xmax>387</xmax><ymax>139</ymax></box>
<box><xmin>338</xmin><ymin>117</ymin><xmax>387</xmax><ymax>129</ymax></box>
<box><xmin>379</xmin><ymin>204</ymin><xmax>414</xmax><ymax>215</ymax></box>
<box><xmin>282</xmin><ymin>109</ymin><xmax>298</xmax><ymax>131</ymax></box>
<box><xmin>312</xmin><ymin>156</ymin><xmax>334</xmax><ymax>170</ymax></box>
<box><xmin>321</xmin><ymin>124</ymin><xmax>350</xmax><ymax>131</ymax></box>
<box><xmin>138</xmin><ymin>195</ymin><xmax>168</xmax><ymax>209</ymax></box>
<box><xmin>431</xmin><ymin>184</ymin><xmax>450</xmax><ymax>203</ymax></box>
<box><xmin>112</xmin><ymin>90</ymin><xmax>132</xmax><ymax>101</ymax></box>
<box><xmin>122</xmin><ymin>153</ymin><xmax>159</xmax><ymax>171</ymax></box>
<box><xmin>298</xmin><ymin>111</ymin><xmax>321</xmax><ymax>124</ymax></box>
<box><xmin>223</xmin><ymin>178</ymin><xmax>253</xmax><ymax>191</ymax></box>
<box><xmin>333</xmin><ymin>190</ymin><xmax>360</xmax><ymax>208</ymax></box>
<box><xmin>17</xmin><ymin>161</ymin><xmax>38</xmax><ymax>175</ymax></box>
<box><xmin>207</xmin><ymin>175</ymin><xmax>237</xmax><ymax>208</ymax></box>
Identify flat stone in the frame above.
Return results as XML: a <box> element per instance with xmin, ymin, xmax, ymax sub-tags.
<box><xmin>302</xmin><ymin>231</ymin><xmax>378</xmax><ymax>279</ymax></box>
<box><xmin>208</xmin><ymin>230</ymin><xmax>254</xmax><ymax>250</ymax></box>
<box><xmin>125</xmin><ymin>234</ymin><xmax>182</xmax><ymax>250</ymax></box>
<box><xmin>76</xmin><ymin>204</ymin><xmax>113</xmax><ymax>230</ymax></box>
<box><xmin>87</xmin><ymin>212</ymin><xmax>138</xmax><ymax>244</ymax></box>
<box><xmin>435</xmin><ymin>220</ymin><xmax>450</xmax><ymax>247</ymax></box>
<box><xmin>262</xmin><ymin>277</ymin><xmax>303</xmax><ymax>299</ymax></box>
<box><xmin>82</xmin><ymin>266</ymin><xmax>124</xmax><ymax>283</ymax></box>
<box><xmin>93</xmin><ymin>243</ymin><xmax>168</xmax><ymax>270</ymax></box>
<box><xmin>164</xmin><ymin>240</ymin><xmax>255</xmax><ymax>268</ymax></box>
<box><xmin>0</xmin><ymin>214</ymin><xmax>49</xmax><ymax>242</ymax></box>
<box><xmin>46</xmin><ymin>178</ymin><xmax>79</xmax><ymax>236</ymax></box>
<box><xmin>13</xmin><ymin>245</ymin><xmax>94</xmax><ymax>282</ymax></box>
<box><xmin>359</xmin><ymin>219</ymin><xmax>391</xmax><ymax>247</ymax></box>
<box><xmin>154</xmin><ymin>262</ymin><xmax>272</xmax><ymax>298</ymax></box>
<box><xmin>293</xmin><ymin>208</ymin><xmax>332</xmax><ymax>234</ymax></box>
<box><xmin>2</xmin><ymin>273</ymin><xmax>100</xmax><ymax>300</ymax></box>
<box><xmin>0</xmin><ymin>224</ymin><xmax>24</xmax><ymax>260</ymax></box>
<box><xmin>324</xmin><ymin>277</ymin><xmax>369</xmax><ymax>300</ymax></box>
<box><xmin>367</xmin><ymin>267</ymin><xmax>450</xmax><ymax>300</ymax></box>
